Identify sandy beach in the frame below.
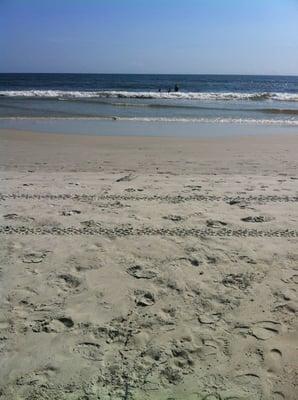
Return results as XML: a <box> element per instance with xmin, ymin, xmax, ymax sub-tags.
<box><xmin>0</xmin><ymin>128</ymin><xmax>297</xmax><ymax>400</ymax></box>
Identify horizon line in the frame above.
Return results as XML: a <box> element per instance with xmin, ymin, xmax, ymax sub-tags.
<box><xmin>1</xmin><ymin>72</ymin><xmax>298</xmax><ymax>77</ymax></box>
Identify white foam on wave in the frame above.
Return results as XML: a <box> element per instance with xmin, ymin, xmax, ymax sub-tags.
<box><xmin>117</xmin><ymin>117</ymin><xmax>298</xmax><ymax>125</ymax></box>
<box><xmin>1</xmin><ymin>90</ymin><xmax>298</xmax><ymax>102</ymax></box>
<box><xmin>1</xmin><ymin>116</ymin><xmax>297</xmax><ymax>126</ymax></box>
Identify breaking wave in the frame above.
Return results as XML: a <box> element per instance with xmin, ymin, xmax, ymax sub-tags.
<box><xmin>1</xmin><ymin>90</ymin><xmax>298</xmax><ymax>102</ymax></box>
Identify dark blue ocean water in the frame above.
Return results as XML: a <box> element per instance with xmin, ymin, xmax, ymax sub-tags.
<box><xmin>0</xmin><ymin>74</ymin><xmax>297</xmax><ymax>128</ymax></box>
<box><xmin>1</xmin><ymin>73</ymin><xmax>298</xmax><ymax>94</ymax></box>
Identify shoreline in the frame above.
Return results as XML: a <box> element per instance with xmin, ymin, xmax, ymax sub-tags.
<box><xmin>1</xmin><ymin>128</ymin><xmax>298</xmax><ymax>175</ymax></box>
<box><xmin>0</xmin><ymin>119</ymin><xmax>297</xmax><ymax>142</ymax></box>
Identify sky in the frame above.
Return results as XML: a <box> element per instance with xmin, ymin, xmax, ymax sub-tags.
<box><xmin>0</xmin><ymin>0</ymin><xmax>298</xmax><ymax>75</ymax></box>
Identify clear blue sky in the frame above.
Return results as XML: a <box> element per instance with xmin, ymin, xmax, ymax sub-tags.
<box><xmin>1</xmin><ymin>0</ymin><xmax>297</xmax><ymax>75</ymax></box>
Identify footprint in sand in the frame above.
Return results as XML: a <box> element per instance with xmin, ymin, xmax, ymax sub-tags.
<box><xmin>58</xmin><ymin>273</ymin><xmax>81</xmax><ymax>288</ymax></box>
<box><xmin>22</xmin><ymin>251</ymin><xmax>48</xmax><ymax>264</ymax></box>
<box><xmin>47</xmin><ymin>317</ymin><xmax>74</xmax><ymax>332</ymax></box>
<box><xmin>198</xmin><ymin>313</ymin><xmax>221</xmax><ymax>325</ymax></box>
<box><xmin>135</xmin><ymin>290</ymin><xmax>155</xmax><ymax>306</ymax></box>
<box><xmin>127</xmin><ymin>265</ymin><xmax>157</xmax><ymax>279</ymax></box>
<box><xmin>234</xmin><ymin>321</ymin><xmax>282</xmax><ymax>340</ymax></box>
<box><xmin>31</xmin><ymin>316</ymin><xmax>74</xmax><ymax>333</ymax></box>
<box><xmin>266</xmin><ymin>348</ymin><xmax>283</xmax><ymax>374</ymax></box>
<box><xmin>74</xmin><ymin>342</ymin><xmax>103</xmax><ymax>361</ymax></box>
<box><xmin>241</xmin><ymin>215</ymin><xmax>273</xmax><ymax>223</ymax></box>
<box><xmin>270</xmin><ymin>348</ymin><xmax>282</xmax><ymax>360</ymax></box>
<box><xmin>250</xmin><ymin>321</ymin><xmax>281</xmax><ymax>340</ymax></box>
<box><xmin>48</xmin><ymin>273</ymin><xmax>82</xmax><ymax>292</ymax></box>
<box><xmin>233</xmin><ymin>373</ymin><xmax>261</xmax><ymax>396</ymax></box>
<box><xmin>201</xmin><ymin>337</ymin><xmax>229</xmax><ymax>358</ymax></box>
<box><xmin>206</xmin><ymin>219</ymin><xmax>228</xmax><ymax>228</ymax></box>
<box><xmin>200</xmin><ymin>339</ymin><xmax>219</xmax><ymax>357</ymax></box>
<box><xmin>222</xmin><ymin>273</ymin><xmax>253</xmax><ymax>290</ymax></box>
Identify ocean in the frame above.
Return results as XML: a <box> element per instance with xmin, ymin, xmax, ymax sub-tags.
<box><xmin>0</xmin><ymin>73</ymin><xmax>297</xmax><ymax>136</ymax></box>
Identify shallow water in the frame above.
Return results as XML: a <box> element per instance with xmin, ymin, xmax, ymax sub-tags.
<box><xmin>0</xmin><ymin>74</ymin><xmax>297</xmax><ymax>127</ymax></box>
<box><xmin>0</xmin><ymin>118</ymin><xmax>296</xmax><ymax>138</ymax></box>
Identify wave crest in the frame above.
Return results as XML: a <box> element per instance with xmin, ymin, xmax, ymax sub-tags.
<box><xmin>1</xmin><ymin>90</ymin><xmax>298</xmax><ymax>102</ymax></box>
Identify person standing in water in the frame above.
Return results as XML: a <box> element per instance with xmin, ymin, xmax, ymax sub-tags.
<box><xmin>174</xmin><ymin>84</ymin><xmax>179</xmax><ymax>92</ymax></box>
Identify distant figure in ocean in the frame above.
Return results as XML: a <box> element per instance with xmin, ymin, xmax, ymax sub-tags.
<box><xmin>168</xmin><ymin>88</ymin><xmax>171</xmax><ymax>93</ymax></box>
<box><xmin>158</xmin><ymin>88</ymin><xmax>161</xmax><ymax>93</ymax></box>
<box><xmin>174</xmin><ymin>84</ymin><xmax>179</xmax><ymax>92</ymax></box>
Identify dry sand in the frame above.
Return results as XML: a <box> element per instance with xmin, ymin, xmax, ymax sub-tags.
<box><xmin>0</xmin><ymin>128</ymin><xmax>297</xmax><ymax>400</ymax></box>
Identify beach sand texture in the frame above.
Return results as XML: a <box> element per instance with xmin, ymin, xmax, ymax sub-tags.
<box><xmin>0</xmin><ymin>129</ymin><xmax>297</xmax><ymax>400</ymax></box>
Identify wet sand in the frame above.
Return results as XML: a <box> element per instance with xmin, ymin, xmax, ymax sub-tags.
<box><xmin>0</xmin><ymin>128</ymin><xmax>297</xmax><ymax>400</ymax></box>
